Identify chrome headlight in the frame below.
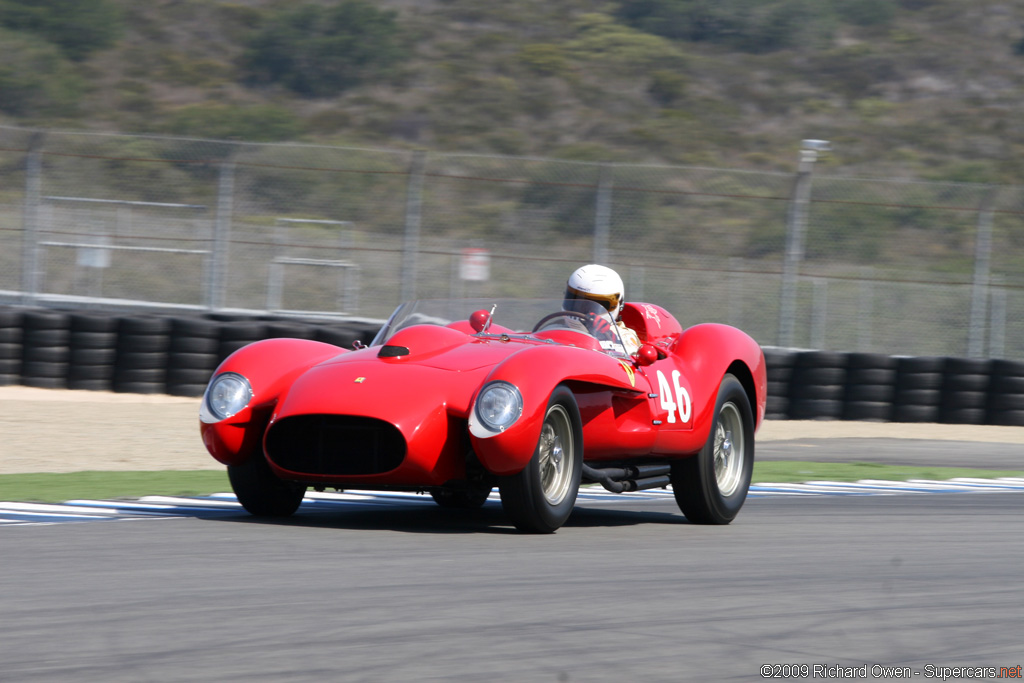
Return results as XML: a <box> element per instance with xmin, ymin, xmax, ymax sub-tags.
<box><xmin>474</xmin><ymin>381</ymin><xmax>523</xmax><ymax>433</ymax></box>
<box><xmin>200</xmin><ymin>372</ymin><xmax>252</xmax><ymax>423</ymax></box>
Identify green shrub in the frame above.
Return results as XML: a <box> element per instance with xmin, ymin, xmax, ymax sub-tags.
<box><xmin>115</xmin><ymin>79</ymin><xmax>155</xmax><ymax>114</ymax></box>
<box><xmin>616</xmin><ymin>0</ymin><xmax>826</xmax><ymax>53</ymax></box>
<box><xmin>648</xmin><ymin>69</ymin><xmax>687</xmax><ymax>106</ymax></box>
<box><xmin>0</xmin><ymin>0</ymin><xmax>122</xmax><ymax>60</ymax></box>
<box><xmin>518</xmin><ymin>43</ymin><xmax>570</xmax><ymax>77</ymax></box>
<box><xmin>158</xmin><ymin>52</ymin><xmax>230</xmax><ymax>88</ymax></box>
<box><xmin>241</xmin><ymin>1</ymin><xmax>407</xmax><ymax>97</ymax></box>
<box><xmin>567</xmin><ymin>13</ymin><xmax>687</xmax><ymax>70</ymax></box>
<box><xmin>834</xmin><ymin>0</ymin><xmax>897</xmax><ymax>27</ymax></box>
<box><xmin>162</xmin><ymin>102</ymin><xmax>304</xmax><ymax>142</ymax></box>
<box><xmin>0</xmin><ymin>28</ymin><xmax>84</xmax><ymax>116</ymax></box>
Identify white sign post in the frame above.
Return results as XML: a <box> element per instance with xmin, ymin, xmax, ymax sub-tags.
<box><xmin>460</xmin><ymin>248</ymin><xmax>490</xmax><ymax>282</ymax></box>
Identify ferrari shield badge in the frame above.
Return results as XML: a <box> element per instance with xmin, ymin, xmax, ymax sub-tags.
<box><xmin>617</xmin><ymin>359</ymin><xmax>636</xmax><ymax>387</ymax></box>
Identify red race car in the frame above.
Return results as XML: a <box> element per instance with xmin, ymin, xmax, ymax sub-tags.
<box><xmin>200</xmin><ymin>298</ymin><xmax>767</xmax><ymax>533</ymax></box>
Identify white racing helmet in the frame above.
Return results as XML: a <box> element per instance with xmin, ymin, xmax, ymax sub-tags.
<box><xmin>564</xmin><ymin>264</ymin><xmax>625</xmax><ymax>321</ymax></box>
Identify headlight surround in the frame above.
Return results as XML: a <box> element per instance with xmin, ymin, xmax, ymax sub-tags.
<box><xmin>475</xmin><ymin>381</ymin><xmax>523</xmax><ymax>432</ymax></box>
<box><xmin>201</xmin><ymin>372</ymin><xmax>253</xmax><ymax>423</ymax></box>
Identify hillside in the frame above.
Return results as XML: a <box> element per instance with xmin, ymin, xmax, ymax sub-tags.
<box><xmin>3</xmin><ymin>0</ymin><xmax>1024</xmax><ymax>182</ymax></box>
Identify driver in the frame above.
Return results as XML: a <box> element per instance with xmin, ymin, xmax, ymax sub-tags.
<box><xmin>564</xmin><ymin>264</ymin><xmax>641</xmax><ymax>355</ymax></box>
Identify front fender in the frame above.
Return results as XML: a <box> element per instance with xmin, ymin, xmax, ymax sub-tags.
<box><xmin>469</xmin><ymin>345</ymin><xmax>640</xmax><ymax>475</ymax></box>
<box><xmin>199</xmin><ymin>338</ymin><xmax>347</xmax><ymax>466</ymax></box>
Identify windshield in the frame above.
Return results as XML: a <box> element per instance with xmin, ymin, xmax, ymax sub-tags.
<box><xmin>372</xmin><ymin>298</ymin><xmax>628</xmax><ymax>355</ymax></box>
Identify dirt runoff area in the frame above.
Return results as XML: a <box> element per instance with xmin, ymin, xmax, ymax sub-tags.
<box><xmin>2</xmin><ymin>385</ymin><xmax>1024</xmax><ymax>475</ymax></box>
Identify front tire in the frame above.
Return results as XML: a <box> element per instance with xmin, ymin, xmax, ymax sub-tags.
<box><xmin>498</xmin><ymin>386</ymin><xmax>583</xmax><ymax>533</ymax></box>
<box><xmin>671</xmin><ymin>374</ymin><xmax>754</xmax><ymax>524</ymax></box>
<box><xmin>227</xmin><ymin>453</ymin><xmax>306</xmax><ymax>517</ymax></box>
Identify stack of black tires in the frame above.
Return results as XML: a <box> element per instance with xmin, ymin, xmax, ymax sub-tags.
<box><xmin>787</xmin><ymin>351</ymin><xmax>846</xmax><ymax>420</ymax></box>
<box><xmin>762</xmin><ymin>347</ymin><xmax>1024</xmax><ymax>427</ymax></box>
<box><xmin>20</xmin><ymin>310</ymin><xmax>72</xmax><ymax>389</ymax></box>
<box><xmin>165</xmin><ymin>317</ymin><xmax>222</xmax><ymax>397</ymax></box>
<box><xmin>843</xmin><ymin>353</ymin><xmax>898</xmax><ymax>422</ymax></box>
<box><xmin>939</xmin><ymin>358</ymin><xmax>990</xmax><ymax>425</ymax></box>
<box><xmin>112</xmin><ymin>316</ymin><xmax>172</xmax><ymax>394</ymax></box>
<box><xmin>0</xmin><ymin>308</ymin><xmax>22</xmax><ymax>386</ymax></box>
<box><xmin>0</xmin><ymin>305</ymin><xmax>381</xmax><ymax>398</ymax></box>
<box><xmin>988</xmin><ymin>360</ymin><xmax>1024</xmax><ymax>426</ymax></box>
<box><xmin>68</xmin><ymin>313</ymin><xmax>119</xmax><ymax>391</ymax></box>
<box><xmin>892</xmin><ymin>356</ymin><xmax>945</xmax><ymax>423</ymax></box>
<box><xmin>763</xmin><ymin>348</ymin><xmax>794</xmax><ymax>420</ymax></box>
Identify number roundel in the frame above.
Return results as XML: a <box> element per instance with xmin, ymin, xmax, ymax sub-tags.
<box><xmin>656</xmin><ymin>369</ymin><xmax>692</xmax><ymax>424</ymax></box>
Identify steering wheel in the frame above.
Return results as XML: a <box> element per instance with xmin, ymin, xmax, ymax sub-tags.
<box><xmin>531</xmin><ymin>310</ymin><xmax>589</xmax><ymax>333</ymax></box>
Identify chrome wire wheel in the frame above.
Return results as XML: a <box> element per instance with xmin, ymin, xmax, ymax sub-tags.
<box><xmin>713</xmin><ymin>401</ymin><xmax>745</xmax><ymax>497</ymax></box>
<box><xmin>538</xmin><ymin>404</ymin><xmax>574</xmax><ymax>505</ymax></box>
<box><xmin>498</xmin><ymin>386</ymin><xmax>582</xmax><ymax>533</ymax></box>
<box><xmin>670</xmin><ymin>374</ymin><xmax>754</xmax><ymax>525</ymax></box>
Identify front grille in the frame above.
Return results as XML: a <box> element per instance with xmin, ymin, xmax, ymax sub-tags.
<box><xmin>265</xmin><ymin>415</ymin><xmax>406</xmax><ymax>476</ymax></box>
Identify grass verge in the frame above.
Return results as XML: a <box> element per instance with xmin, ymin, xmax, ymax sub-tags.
<box><xmin>1</xmin><ymin>462</ymin><xmax>1023</xmax><ymax>503</ymax></box>
<box><xmin>752</xmin><ymin>461</ymin><xmax>1024</xmax><ymax>484</ymax></box>
<box><xmin>0</xmin><ymin>471</ymin><xmax>230</xmax><ymax>504</ymax></box>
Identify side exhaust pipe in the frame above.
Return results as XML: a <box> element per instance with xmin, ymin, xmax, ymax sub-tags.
<box><xmin>582</xmin><ymin>463</ymin><xmax>672</xmax><ymax>494</ymax></box>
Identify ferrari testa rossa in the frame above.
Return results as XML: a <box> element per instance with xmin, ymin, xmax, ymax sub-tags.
<box><xmin>200</xmin><ymin>298</ymin><xmax>766</xmax><ymax>533</ymax></box>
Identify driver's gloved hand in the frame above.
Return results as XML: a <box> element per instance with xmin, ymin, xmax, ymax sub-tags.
<box><xmin>585</xmin><ymin>312</ymin><xmax>614</xmax><ymax>339</ymax></box>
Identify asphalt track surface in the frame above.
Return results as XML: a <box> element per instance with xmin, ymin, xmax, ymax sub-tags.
<box><xmin>3</xmin><ymin>484</ymin><xmax>1023</xmax><ymax>682</ymax></box>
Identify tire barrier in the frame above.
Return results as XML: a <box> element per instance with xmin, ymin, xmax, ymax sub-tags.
<box><xmin>5</xmin><ymin>308</ymin><xmax>1024</xmax><ymax>427</ymax></box>
<box><xmin>165</xmin><ymin>317</ymin><xmax>222</xmax><ymax>397</ymax></box>
<box><xmin>762</xmin><ymin>348</ymin><xmax>1024</xmax><ymax>426</ymax></box>
<box><xmin>215</xmin><ymin>320</ymin><xmax>267</xmax><ymax>366</ymax></box>
<box><xmin>893</xmin><ymin>356</ymin><xmax>944</xmax><ymax>423</ymax></box>
<box><xmin>788</xmin><ymin>351</ymin><xmax>846</xmax><ymax>420</ymax></box>
<box><xmin>843</xmin><ymin>353</ymin><xmax>897</xmax><ymax>422</ymax></box>
<box><xmin>112</xmin><ymin>316</ymin><xmax>172</xmax><ymax>394</ymax></box>
<box><xmin>67</xmin><ymin>313</ymin><xmax>119</xmax><ymax>392</ymax></box>
<box><xmin>264</xmin><ymin>321</ymin><xmax>316</xmax><ymax>341</ymax></box>
<box><xmin>20</xmin><ymin>310</ymin><xmax>71</xmax><ymax>390</ymax></box>
<box><xmin>763</xmin><ymin>348</ymin><xmax>793</xmax><ymax>420</ymax></box>
<box><xmin>314</xmin><ymin>325</ymin><xmax>361</xmax><ymax>349</ymax></box>
<box><xmin>988</xmin><ymin>360</ymin><xmax>1024</xmax><ymax>426</ymax></box>
<box><xmin>0</xmin><ymin>308</ymin><xmax>22</xmax><ymax>386</ymax></box>
<box><xmin>940</xmin><ymin>357</ymin><xmax>990</xmax><ymax>425</ymax></box>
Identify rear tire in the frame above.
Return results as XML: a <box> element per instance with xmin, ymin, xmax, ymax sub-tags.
<box><xmin>228</xmin><ymin>454</ymin><xmax>306</xmax><ymax>517</ymax></box>
<box><xmin>671</xmin><ymin>374</ymin><xmax>754</xmax><ymax>524</ymax></box>
<box><xmin>499</xmin><ymin>386</ymin><xmax>582</xmax><ymax>533</ymax></box>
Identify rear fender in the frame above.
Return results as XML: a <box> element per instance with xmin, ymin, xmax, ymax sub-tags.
<box><xmin>673</xmin><ymin>324</ymin><xmax>766</xmax><ymax>445</ymax></box>
<box><xmin>200</xmin><ymin>338</ymin><xmax>347</xmax><ymax>466</ymax></box>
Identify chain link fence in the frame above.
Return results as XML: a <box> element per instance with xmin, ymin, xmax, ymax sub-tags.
<box><xmin>2</xmin><ymin>125</ymin><xmax>1023</xmax><ymax>359</ymax></box>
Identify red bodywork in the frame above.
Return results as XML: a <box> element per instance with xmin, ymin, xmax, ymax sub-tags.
<box><xmin>200</xmin><ymin>302</ymin><xmax>766</xmax><ymax>490</ymax></box>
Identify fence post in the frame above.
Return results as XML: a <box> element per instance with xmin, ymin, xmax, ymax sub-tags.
<box><xmin>989</xmin><ymin>279</ymin><xmax>1006</xmax><ymax>359</ymax></box>
<box><xmin>728</xmin><ymin>257</ymin><xmax>744</xmax><ymax>328</ymax></box>
<box><xmin>401</xmin><ymin>150</ymin><xmax>426</xmax><ymax>302</ymax></box>
<box><xmin>779</xmin><ymin>141</ymin><xmax>827</xmax><ymax>347</ymax></box>
<box><xmin>20</xmin><ymin>132</ymin><xmax>45</xmax><ymax>306</ymax></box>
<box><xmin>207</xmin><ymin>151</ymin><xmax>235</xmax><ymax>310</ymax></box>
<box><xmin>858</xmin><ymin>266</ymin><xmax>874</xmax><ymax>351</ymax></box>
<box><xmin>811</xmin><ymin>277</ymin><xmax>828</xmax><ymax>350</ymax></box>
<box><xmin>593</xmin><ymin>164</ymin><xmax>612</xmax><ymax>264</ymax></box>
<box><xmin>967</xmin><ymin>188</ymin><xmax>996</xmax><ymax>358</ymax></box>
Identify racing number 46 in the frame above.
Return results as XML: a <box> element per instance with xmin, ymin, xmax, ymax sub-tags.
<box><xmin>656</xmin><ymin>369</ymin><xmax>691</xmax><ymax>424</ymax></box>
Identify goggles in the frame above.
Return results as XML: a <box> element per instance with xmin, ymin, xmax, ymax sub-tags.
<box><xmin>564</xmin><ymin>285</ymin><xmax>621</xmax><ymax>314</ymax></box>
